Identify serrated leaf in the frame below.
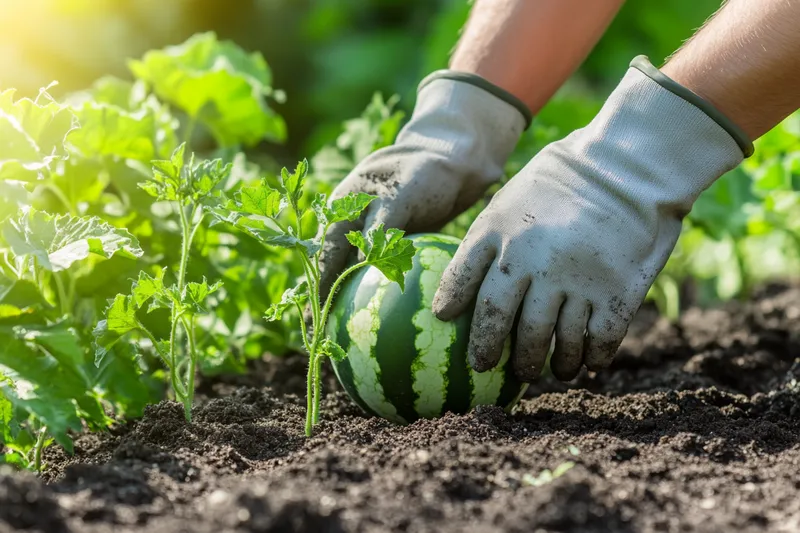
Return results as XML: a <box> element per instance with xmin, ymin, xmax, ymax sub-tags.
<box><xmin>131</xmin><ymin>268</ymin><xmax>166</xmax><ymax>308</ymax></box>
<box><xmin>128</xmin><ymin>32</ymin><xmax>286</xmax><ymax>147</ymax></box>
<box><xmin>264</xmin><ymin>281</ymin><xmax>308</xmax><ymax>322</ymax></box>
<box><xmin>68</xmin><ymin>102</ymin><xmax>157</xmax><ymax>161</ymax></box>
<box><xmin>237</xmin><ymin>181</ymin><xmax>286</xmax><ymax>218</ymax></box>
<box><xmin>319</xmin><ymin>338</ymin><xmax>346</xmax><ymax>362</ymax></box>
<box><xmin>346</xmin><ymin>224</ymin><xmax>416</xmax><ymax>290</ymax></box>
<box><xmin>93</xmin><ymin>294</ymin><xmax>139</xmax><ymax>364</ymax></box>
<box><xmin>0</xmin><ymin>88</ymin><xmax>77</xmax><ymax>182</ymax></box>
<box><xmin>183</xmin><ymin>278</ymin><xmax>223</xmax><ymax>313</ymax></box>
<box><xmin>0</xmin><ymin>322</ymin><xmax>107</xmax><ymax>451</ymax></box>
<box><xmin>326</xmin><ymin>192</ymin><xmax>376</xmax><ymax>225</ymax></box>
<box><xmin>67</xmin><ymin>77</ymin><xmax>178</xmax><ymax>160</ymax></box>
<box><xmin>215</xmin><ymin>214</ymin><xmax>320</xmax><ymax>257</ymax></box>
<box><xmin>280</xmin><ymin>159</ymin><xmax>308</xmax><ymax>207</ymax></box>
<box><xmin>143</xmin><ymin>144</ymin><xmax>231</xmax><ymax>202</ymax></box>
<box><xmin>2</xmin><ymin>208</ymin><xmax>143</xmax><ymax>272</ymax></box>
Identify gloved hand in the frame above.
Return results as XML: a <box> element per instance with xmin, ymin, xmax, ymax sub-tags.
<box><xmin>317</xmin><ymin>71</ymin><xmax>530</xmax><ymax>299</ymax></box>
<box><xmin>432</xmin><ymin>56</ymin><xmax>753</xmax><ymax>382</ymax></box>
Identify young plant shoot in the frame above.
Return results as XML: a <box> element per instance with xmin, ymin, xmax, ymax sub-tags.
<box><xmin>93</xmin><ymin>143</ymin><xmax>227</xmax><ymax>422</ymax></box>
<box><xmin>210</xmin><ymin>160</ymin><xmax>416</xmax><ymax>435</ymax></box>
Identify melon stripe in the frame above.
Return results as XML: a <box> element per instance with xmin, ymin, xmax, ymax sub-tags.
<box><xmin>374</xmin><ymin>263</ymin><xmax>423</xmax><ymax>423</ymax></box>
<box><xmin>328</xmin><ymin>306</ymin><xmax>374</xmax><ymax>417</ymax></box>
<box><xmin>468</xmin><ymin>339</ymin><xmax>509</xmax><ymax>408</ymax></box>
<box><xmin>410</xmin><ymin>246</ymin><xmax>456</xmax><ymax>418</ymax></box>
<box><xmin>343</xmin><ymin>268</ymin><xmax>406</xmax><ymax>424</ymax></box>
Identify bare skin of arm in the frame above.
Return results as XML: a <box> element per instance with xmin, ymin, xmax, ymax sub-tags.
<box><xmin>450</xmin><ymin>0</ymin><xmax>626</xmax><ymax>114</ymax></box>
<box><xmin>662</xmin><ymin>0</ymin><xmax>800</xmax><ymax>140</ymax></box>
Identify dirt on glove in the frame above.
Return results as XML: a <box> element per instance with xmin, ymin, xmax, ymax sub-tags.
<box><xmin>2</xmin><ymin>284</ymin><xmax>800</xmax><ymax>533</ymax></box>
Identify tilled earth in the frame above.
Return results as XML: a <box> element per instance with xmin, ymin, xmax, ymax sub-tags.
<box><xmin>3</xmin><ymin>285</ymin><xmax>800</xmax><ymax>532</ymax></box>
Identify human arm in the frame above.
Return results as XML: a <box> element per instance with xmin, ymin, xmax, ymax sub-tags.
<box><xmin>663</xmin><ymin>0</ymin><xmax>800</xmax><ymax>139</ymax></box>
<box><xmin>451</xmin><ymin>0</ymin><xmax>625</xmax><ymax>114</ymax></box>
<box><xmin>317</xmin><ymin>0</ymin><xmax>626</xmax><ymax>297</ymax></box>
<box><xmin>432</xmin><ymin>0</ymin><xmax>800</xmax><ymax>382</ymax></box>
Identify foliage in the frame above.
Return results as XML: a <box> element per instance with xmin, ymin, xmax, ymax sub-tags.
<box><xmin>0</xmin><ymin>33</ymin><xmax>289</xmax><ymax>467</ymax></box>
<box><xmin>209</xmin><ymin>160</ymin><xmax>415</xmax><ymax>435</ymax></box>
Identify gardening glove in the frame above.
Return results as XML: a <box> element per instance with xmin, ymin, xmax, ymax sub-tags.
<box><xmin>432</xmin><ymin>56</ymin><xmax>753</xmax><ymax>382</ymax></box>
<box><xmin>317</xmin><ymin>71</ymin><xmax>531</xmax><ymax>300</ymax></box>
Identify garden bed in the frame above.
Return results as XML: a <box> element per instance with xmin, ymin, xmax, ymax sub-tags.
<box><xmin>3</xmin><ymin>285</ymin><xmax>800</xmax><ymax>533</ymax></box>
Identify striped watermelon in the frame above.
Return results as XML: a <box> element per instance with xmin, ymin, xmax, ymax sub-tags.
<box><xmin>326</xmin><ymin>233</ymin><xmax>529</xmax><ymax>424</ymax></box>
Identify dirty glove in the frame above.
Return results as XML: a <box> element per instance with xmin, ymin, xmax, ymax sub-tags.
<box><xmin>432</xmin><ymin>56</ymin><xmax>753</xmax><ymax>382</ymax></box>
<box><xmin>318</xmin><ymin>71</ymin><xmax>530</xmax><ymax>298</ymax></box>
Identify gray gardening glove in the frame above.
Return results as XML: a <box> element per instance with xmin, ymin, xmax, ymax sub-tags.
<box><xmin>432</xmin><ymin>56</ymin><xmax>753</xmax><ymax>382</ymax></box>
<box><xmin>317</xmin><ymin>71</ymin><xmax>530</xmax><ymax>299</ymax></box>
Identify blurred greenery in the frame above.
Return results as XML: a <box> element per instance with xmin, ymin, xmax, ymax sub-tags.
<box><xmin>0</xmin><ymin>0</ymin><xmax>721</xmax><ymax>162</ymax></box>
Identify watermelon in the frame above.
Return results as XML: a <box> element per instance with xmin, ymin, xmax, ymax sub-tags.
<box><xmin>326</xmin><ymin>233</ymin><xmax>529</xmax><ymax>424</ymax></box>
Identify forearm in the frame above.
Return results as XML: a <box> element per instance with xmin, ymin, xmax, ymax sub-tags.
<box><xmin>450</xmin><ymin>0</ymin><xmax>625</xmax><ymax>114</ymax></box>
<box><xmin>662</xmin><ymin>0</ymin><xmax>800</xmax><ymax>140</ymax></box>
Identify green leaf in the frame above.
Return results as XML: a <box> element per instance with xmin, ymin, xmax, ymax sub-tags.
<box><xmin>92</xmin><ymin>294</ymin><xmax>140</xmax><ymax>365</ymax></box>
<box><xmin>183</xmin><ymin>278</ymin><xmax>223</xmax><ymax>313</ymax></box>
<box><xmin>237</xmin><ymin>180</ymin><xmax>286</xmax><ymax>218</ymax></box>
<box><xmin>131</xmin><ymin>268</ymin><xmax>166</xmax><ymax>308</ymax></box>
<box><xmin>2</xmin><ymin>208</ymin><xmax>143</xmax><ymax>272</ymax></box>
<box><xmin>346</xmin><ymin>224</ymin><xmax>416</xmax><ymax>290</ymax></box>
<box><xmin>0</xmin><ymin>274</ymin><xmax>49</xmax><ymax>311</ymax></box>
<box><xmin>68</xmin><ymin>103</ymin><xmax>157</xmax><ymax>161</ymax></box>
<box><xmin>212</xmin><ymin>214</ymin><xmax>320</xmax><ymax>257</ymax></box>
<box><xmin>143</xmin><ymin>144</ymin><xmax>231</xmax><ymax>202</ymax></box>
<box><xmin>0</xmin><ymin>390</ymin><xmax>12</xmax><ymax>443</ymax></box>
<box><xmin>128</xmin><ymin>32</ymin><xmax>286</xmax><ymax>147</ymax></box>
<box><xmin>0</xmin><ymin>88</ymin><xmax>77</xmax><ymax>182</ymax></box>
<box><xmin>264</xmin><ymin>281</ymin><xmax>308</xmax><ymax>322</ymax></box>
<box><xmin>280</xmin><ymin>159</ymin><xmax>308</xmax><ymax>207</ymax></box>
<box><xmin>0</xmin><ymin>322</ymin><xmax>108</xmax><ymax>450</ymax></box>
<box><xmin>316</xmin><ymin>192</ymin><xmax>376</xmax><ymax>226</ymax></box>
<box><xmin>319</xmin><ymin>338</ymin><xmax>346</xmax><ymax>362</ymax></box>
<box><xmin>67</xmin><ymin>76</ymin><xmax>178</xmax><ymax>160</ymax></box>
<box><xmin>91</xmin><ymin>341</ymin><xmax>159</xmax><ymax>418</ymax></box>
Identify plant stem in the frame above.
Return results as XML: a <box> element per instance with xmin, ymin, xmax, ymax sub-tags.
<box><xmin>304</xmin><ymin>261</ymin><xmax>367</xmax><ymax>436</ymax></box>
<box><xmin>312</xmin><ymin>353</ymin><xmax>323</xmax><ymax>424</ymax></box>
<box><xmin>305</xmin><ymin>355</ymin><xmax>315</xmax><ymax>436</ymax></box>
<box><xmin>168</xmin><ymin>316</ymin><xmax>183</xmax><ymax>401</ymax></box>
<box><xmin>172</xmin><ymin>203</ymin><xmax>202</xmax><ymax>421</ymax></box>
<box><xmin>320</xmin><ymin>262</ymin><xmax>367</xmax><ymax>331</ymax></box>
<box><xmin>177</xmin><ymin>204</ymin><xmax>194</xmax><ymax>290</ymax></box>
<box><xmin>181</xmin><ymin>315</ymin><xmax>198</xmax><ymax>423</ymax></box>
<box><xmin>32</xmin><ymin>425</ymin><xmax>48</xmax><ymax>473</ymax></box>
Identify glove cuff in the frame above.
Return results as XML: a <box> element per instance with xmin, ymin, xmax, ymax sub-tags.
<box><xmin>419</xmin><ymin>70</ymin><xmax>533</xmax><ymax>130</ymax></box>
<box><xmin>630</xmin><ymin>56</ymin><xmax>754</xmax><ymax>158</ymax></box>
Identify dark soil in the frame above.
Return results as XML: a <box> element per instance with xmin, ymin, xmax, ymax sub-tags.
<box><xmin>4</xmin><ymin>284</ymin><xmax>800</xmax><ymax>533</ymax></box>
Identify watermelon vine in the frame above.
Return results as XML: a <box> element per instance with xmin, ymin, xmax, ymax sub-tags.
<box><xmin>209</xmin><ymin>160</ymin><xmax>416</xmax><ymax>435</ymax></box>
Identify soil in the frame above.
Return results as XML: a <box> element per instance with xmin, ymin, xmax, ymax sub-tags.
<box><xmin>4</xmin><ymin>284</ymin><xmax>800</xmax><ymax>533</ymax></box>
